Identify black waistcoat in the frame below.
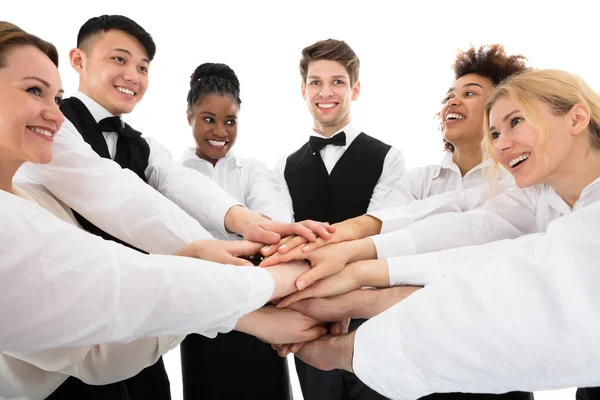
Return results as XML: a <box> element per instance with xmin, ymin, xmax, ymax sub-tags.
<box><xmin>59</xmin><ymin>98</ymin><xmax>150</xmax><ymax>253</ymax></box>
<box><xmin>284</xmin><ymin>132</ymin><xmax>390</xmax><ymax>224</ymax></box>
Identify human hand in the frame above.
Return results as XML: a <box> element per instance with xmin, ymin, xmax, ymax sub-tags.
<box><xmin>237</xmin><ymin>306</ymin><xmax>328</xmax><ymax>345</ymax></box>
<box><xmin>176</xmin><ymin>239</ymin><xmax>264</xmax><ymax>266</ymax></box>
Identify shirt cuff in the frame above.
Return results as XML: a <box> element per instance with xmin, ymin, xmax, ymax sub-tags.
<box><xmin>368</xmin><ymin>207</ymin><xmax>415</xmax><ymax>234</ymax></box>
<box><xmin>369</xmin><ymin>230</ymin><xmax>416</xmax><ymax>259</ymax></box>
<box><xmin>387</xmin><ymin>253</ymin><xmax>439</xmax><ymax>287</ymax></box>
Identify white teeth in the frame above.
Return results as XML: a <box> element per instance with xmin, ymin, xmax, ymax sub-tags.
<box><xmin>116</xmin><ymin>87</ymin><xmax>135</xmax><ymax>96</ymax></box>
<box><xmin>508</xmin><ymin>153</ymin><xmax>530</xmax><ymax>167</ymax></box>
<box><xmin>317</xmin><ymin>103</ymin><xmax>336</xmax><ymax>109</ymax></box>
<box><xmin>208</xmin><ymin>140</ymin><xmax>227</xmax><ymax>147</ymax></box>
<box><xmin>446</xmin><ymin>113</ymin><xmax>465</xmax><ymax>120</ymax></box>
<box><xmin>30</xmin><ymin>127</ymin><xmax>53</xmax><ymax>137</ymax></box>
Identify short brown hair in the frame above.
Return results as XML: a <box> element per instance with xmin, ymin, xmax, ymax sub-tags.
<box><xmin>299</xmin><ymin>39</ymin><xmax>359</xmax><ymax>86</ymax></box>
<box><xmin>0</xmin><ymin>21</ymin><xmax>58</xmax><ymax>68</ymax></box>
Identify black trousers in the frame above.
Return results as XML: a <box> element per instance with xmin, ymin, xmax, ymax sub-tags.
<box><xmin>577</xmin><ymin>387</ymin><xmax>600</xmax><ymax>400</ymax></box>
<box><xmin>181</xmin><ymin>331</ymin><xmax>292</xmax><ymax>399</ymax></box>
<box><xmin>45</xmin><ymin>357</ymin><xmax>171</xmax><ymax>400</ymax></box>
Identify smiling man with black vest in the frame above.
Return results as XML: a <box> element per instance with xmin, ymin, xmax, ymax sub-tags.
<box><xmin>274</xmin><ymin>38</ymin><xmax>407</xmax><ymax>400</ymax></box>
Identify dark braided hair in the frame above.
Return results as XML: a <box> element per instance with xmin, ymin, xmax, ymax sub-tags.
<box><xmin>443</xmin><ymin>44</ymin><xmax>529</xmax><ymax>152</ymax></box>
<box><xmin>187</xmin><ymin>62</ymin><xmax>241</xmax><ymax>110</ymax></box>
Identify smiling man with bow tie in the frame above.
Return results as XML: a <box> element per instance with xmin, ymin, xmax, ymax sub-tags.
<box><xmin>273</xmin><ymin>38</ymin><xmax>407</xmax><ymax>400</ymax></box>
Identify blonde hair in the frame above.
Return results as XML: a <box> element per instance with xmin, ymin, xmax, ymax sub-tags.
<box><xmin>482</xmin><ymin>69</ymin><xmax>600</xmax><ymax>170</ymax></box>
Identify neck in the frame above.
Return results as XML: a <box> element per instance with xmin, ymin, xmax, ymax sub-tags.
<box><xmin>547</xmin><ymin>146</ymin><xmax>600</xmax><ymax>208</ymax></box>
<box><xmin>0</xmin><ymin>157</ymin><xmax>22</xmax><ymax>193</ymax></box>
<box><xmin>451</xmin><ymin>142</ymin><xmax>482</xmax><ymax>176</ymax></box>
<box><xmin>79</xmin><ymin>87</ymin><xmax>121</xmax><ymax>117</ymax></box>
<box><xmin>195</xmin><ymin>148</ymin><xmax>218</xmax><ymax>167</ymax></box>
<box><xmin>313</xmin><ymin>117</ymin><xmax>350</xmax><ymax>138</ymax></box>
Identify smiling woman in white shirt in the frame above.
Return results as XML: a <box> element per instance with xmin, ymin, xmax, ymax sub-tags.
<box><xmin>0</xmin><ymin>22</ymin><xmax>330</xmax><ymax>400</ymax></box>
<box><xmin>283</xmin><ymin>68</ymin><xmax>600</xmax><ymax>399</ymax></box>
<box><xmin>178</xmin><ymin>62</ymin><xmax>295</xmax><ymax>400</ymax></box>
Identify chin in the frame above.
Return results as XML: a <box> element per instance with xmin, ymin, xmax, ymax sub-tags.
<box><xmin>31</xmin><ymin>152</ymin><xmax>54</xmax><ymax>165</ymax></box>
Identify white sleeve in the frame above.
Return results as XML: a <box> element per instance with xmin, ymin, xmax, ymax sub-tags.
<box><xmin>145</xmin><ymin>137</ymin><xmax>241</xmax><ymax>237</ymax></box>
<box><xmin>353</xmin><ymin>202</ymin><xmax>600</xmax><ymax>399</ymax></box>
<box><xmin>244</xmin><ymin>158</ymin><xmax>293</xmax><ymax>222</ymax></box>
<box><xmin>366</xmin><ymin>147</ymin><xmax>409</xmax><ymax>213</ymax></box>
<box><xmin>369</xmin><ymin>180</ymin><xmax>514</xmax><ymax>233</ymax></box>
<box><xmin>370</xmin><ymin>186</ymin><xmax>537</xmax><ymax>258</ymax></box>
<box><xmin>0</xmin><ymin>192</ymin><xmax>273</xmax><ymax>352</ymax></box>
<box><xmin>273</xmin><ymin>156</ymin><xmax>295</xmax><ymax>221</ymax></box>
<box><xmin>5</xmin><ymin>336</ymin><xmax>183</xmax><ymax>385</ymax></box>
<box><xmin>16</xmin><ymin>121</ymin><xmax>210</xmax><ymax>254</ymax></box>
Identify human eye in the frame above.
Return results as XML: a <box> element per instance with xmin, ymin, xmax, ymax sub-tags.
<box><xmin>465</xmin><ymin>91</ymin><xmax>476</xmax><ymax>97</ymax></box>
<box><xmin>225</xmin><ymin>119</ymin><xmax>236</xmax><ymax>126</ymax></box>
<box><xmin>334</xmin><ymin>79</ymin><xmax>344</xmax><ymax>85</ymax></box>
<box><xmin>54</xmin><ymin>95</ymin><xmax>63</xmax><ymax>105</ymax></box>
<box><xmin>139</xmin><ymin>65</ymin><xmax>148</xmax><ymax>74</ymax></box>
<box><xmin>490</xmin><ymin>131</ymin><xmax>500</xmax><ymax>140</ymax></box>
<box><xmin>113</xmin><ymin>56</ymin><xmax>126</xmax><ymax>64</ymax></box>
<box><xmin>511</xmin><ymin>117</ymin><xmax>523</xmax><ymax>128</ymax></box>
<box><xmin>309</xmin><ymin>80</ymin><xmax>320</xmax><ymax>86</ymax></box>
<box><xmin>203</xmin><ymin>117</ymin><xmax>214</xmax><ymax>123</ymax></box>
<box><xmin>26</xmin><ymin>85</ymin><xmax>43</xmax><ymax>97</ymax></box>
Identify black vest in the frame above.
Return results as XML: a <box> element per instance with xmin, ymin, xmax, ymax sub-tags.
<box><xmin>59</xmin><ymin>97</ymin><xmax>150</xmax><ymax>252</ymax></box>
<box><xmin>284</xmin><ymin>132</ymin><xmax>390</xmax><ymax>224</ymax></box>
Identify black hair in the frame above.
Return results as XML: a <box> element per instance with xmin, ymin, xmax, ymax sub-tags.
<box><xmin>77</xmin><ymin>15</ymin><xmax>156</xmax><ymax>61</ymax></box>
<box><xmin>187</xmin><ymin>62</ymin><xmax>241</xmax><ymax>110</ymax></box>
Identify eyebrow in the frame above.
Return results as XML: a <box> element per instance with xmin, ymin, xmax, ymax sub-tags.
<box><xmin>199</xmin><ymin>111</ymin><xmax>238</xmax><ymax>118</ymax></box>
<box><xmin>307</xmin><ymin>74</ymin><xmax>348</xmax><ymax>80</ymax></box>
<box><xmin>112</xmin><ymin>48</ymin><xmax>150</xmax><ymax>64</ymax></box>
<box><xmin>23</xmin><ymin>76</ymin><xmax>64</xmax><ymax>94</ymax></box>
<box><xmin>446</xmin><ymin>82</ymin><xmax>484</xmax><ymax>94</ymax></box>
<box><xmin>489</xmin><ymin>109</ymin><xmax>520</xmax><ymax>132</ymax></box>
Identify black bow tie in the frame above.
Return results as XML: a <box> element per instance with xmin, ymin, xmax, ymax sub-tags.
<box><xmin>308</xmin><ymin>132</ymin><xmax>346</xmax><ymax>154</ymax></box>
<box><xmin>97</xmin><ymin>116</ymin><xmax>142</xmax><ymax>140</ymax></box>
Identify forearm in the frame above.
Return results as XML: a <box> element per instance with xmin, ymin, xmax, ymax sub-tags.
<box><xmin>346</xmin><ymin>237</ymin><xmax>379</xmax><ymax>263</ymax></box>
<box><xmin>224</xmin><ymin>205</ymin><xmax>259</xmax><ymax>235</ymax></box>
<box><xmin>354</xmin><ymin>287</ymin><xmax>421</xmax><ymax>319</ymax></box>
<box><xmin>335</xmin><ymin>215</ymin><xmax>382</xmax><ymax>241</ymax></box>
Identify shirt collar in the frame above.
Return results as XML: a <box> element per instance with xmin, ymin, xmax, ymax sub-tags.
<box><xmin>180</xmin><ymin>146</ymin><xmax>239</xmax><ymax>167</ymax></box>
<box><xmin>309</xmin><ymin>122</ymin><xmax>360</xmax><ymax>149</ymax></box>
<box><xmin>433</xmin><ymin>152</ymin><xmax>502</xmax><ymax>180</ymax></box>
<box><xmin>72</xmin><ymin>91</ymin><xmax>117</xmax><ymax>124</ymax></box>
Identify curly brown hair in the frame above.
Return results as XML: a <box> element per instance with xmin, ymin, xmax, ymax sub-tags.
<box><xmin>443</xmin><ymin>44</ymin><xmax>529</xmax><ymax>152</ymax></box>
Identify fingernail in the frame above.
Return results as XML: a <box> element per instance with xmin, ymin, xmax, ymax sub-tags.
<box><xmin>279</xmin><ymin>244</ymin><xmax>287</xmax><ymax>250</ymax></box>
<box><xmin>261</xmin><ymin>246</ymin><xmax>270</xmax><ymax>252</ymax></box>
<box><xmin>297</xmin><ymin>280</ymin><xmax>306</xmax><ymax>290</ymax></box>
<box><xmin>302</xmin><ymin>245</ymin><xmax>310</xmax><ymax>252</ymax></box>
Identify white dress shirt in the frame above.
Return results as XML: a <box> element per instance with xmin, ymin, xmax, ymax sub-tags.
<box><xmin>273</xmin><ymin>122</ymin><xmax>407</xmax><ymax>215</ymax></box>
<box><xmin>370</xmin><ymin>177</ymin><xmax>600</xmax><ymax>268</ymax></box>
<box><xmin>0</xmin><ymin>189</ymin><xmax>274</xmax><ymax>353</ymax></box>
<box><xmin>0</xmin><ymin>184</ymin><xmax>187</xmax><ymax>400</ymax></box>
<box><xmin>382</xmin><ymin>177</ymin><xmax>600</xmax><ymax>286</ymax></box>
<box><xmin>353</xmin><ymin>196</ymin><xmax>600</xmax><ymax>399</ymax></box>
<box><xmin>180</xmin><ymin>148</ymin><xmax>292</xmax><ymax>240</ymax></box>
<box><xmin>16</xmin><ymin>92</ymin><xmax>243</xmax><ymax>253</ymax></box>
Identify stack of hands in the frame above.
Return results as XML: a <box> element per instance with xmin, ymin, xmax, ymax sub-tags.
<box><xmin>177</xmin><ymin>216</ymin><xmax>421</xmax><ymax>371</ymax></box>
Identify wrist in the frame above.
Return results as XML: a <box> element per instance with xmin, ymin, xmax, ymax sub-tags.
<box><xmin>354</xmin><ymin>215</ymin><xmax>382</xmax><ymax>239</ymax></box>
<box><xmin>331</xmin><ymin>331</ymin><xmax>356</xmax><ymax>372</ymax></box>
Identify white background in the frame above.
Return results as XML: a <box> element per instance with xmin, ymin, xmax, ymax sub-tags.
<box><xmin>6</xmin><ymin>0</ymin><xmax>599</xmax><ymax>398</ymax></box>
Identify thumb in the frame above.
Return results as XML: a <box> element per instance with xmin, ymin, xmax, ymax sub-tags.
<box><xmin>226</xmin><ymin>255</ymin><xmax>254</xmax><ymax>267</ymax></box>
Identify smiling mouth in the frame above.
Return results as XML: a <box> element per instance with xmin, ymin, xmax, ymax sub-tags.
<box><xmin>317</xmin><ymin>103</ymin><xmax>337</xmax><ymax>109</ymax></box>
<box><xmin>508</xmin><ymin>153</ymin><xmax>530</xmax><ymax>168</ymax></box>
<box><xmin>207</xmin><ymin>139</ymin><xmax>229</xmax><ymax>149</ymax></box>
<box><xmin>116</xmin><ymin>86</ymin><xmax>136</xmax><ymax>96</ymax></box>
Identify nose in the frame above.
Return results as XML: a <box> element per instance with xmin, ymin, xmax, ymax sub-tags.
<box><xmin>447</xmin><ymin>96</ymin><xmax>461</xmax><ymax>108</ymax></box>
<box><xmin>494</xmin><ymin>131</ymin><xmax>513</xmax><ymax>154</ymax></box>
<box><xmin>215</xmin><ymin>123</ymin><xmax>228</xmax><ymax>137</ymax></box>
<box><xmin>319</xmin><ymin>83</ymin><xmax>333</xmax><ymax>98</ymax></box>
<box><xmin>42</xmin><ymin>102</ymin><xmax>65</xmax><ymax>131</ymax></box>
<box><xmin>122</xmin><ymin>63</ymin><xmax>139</xmax><ymax>84</ymax></box>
